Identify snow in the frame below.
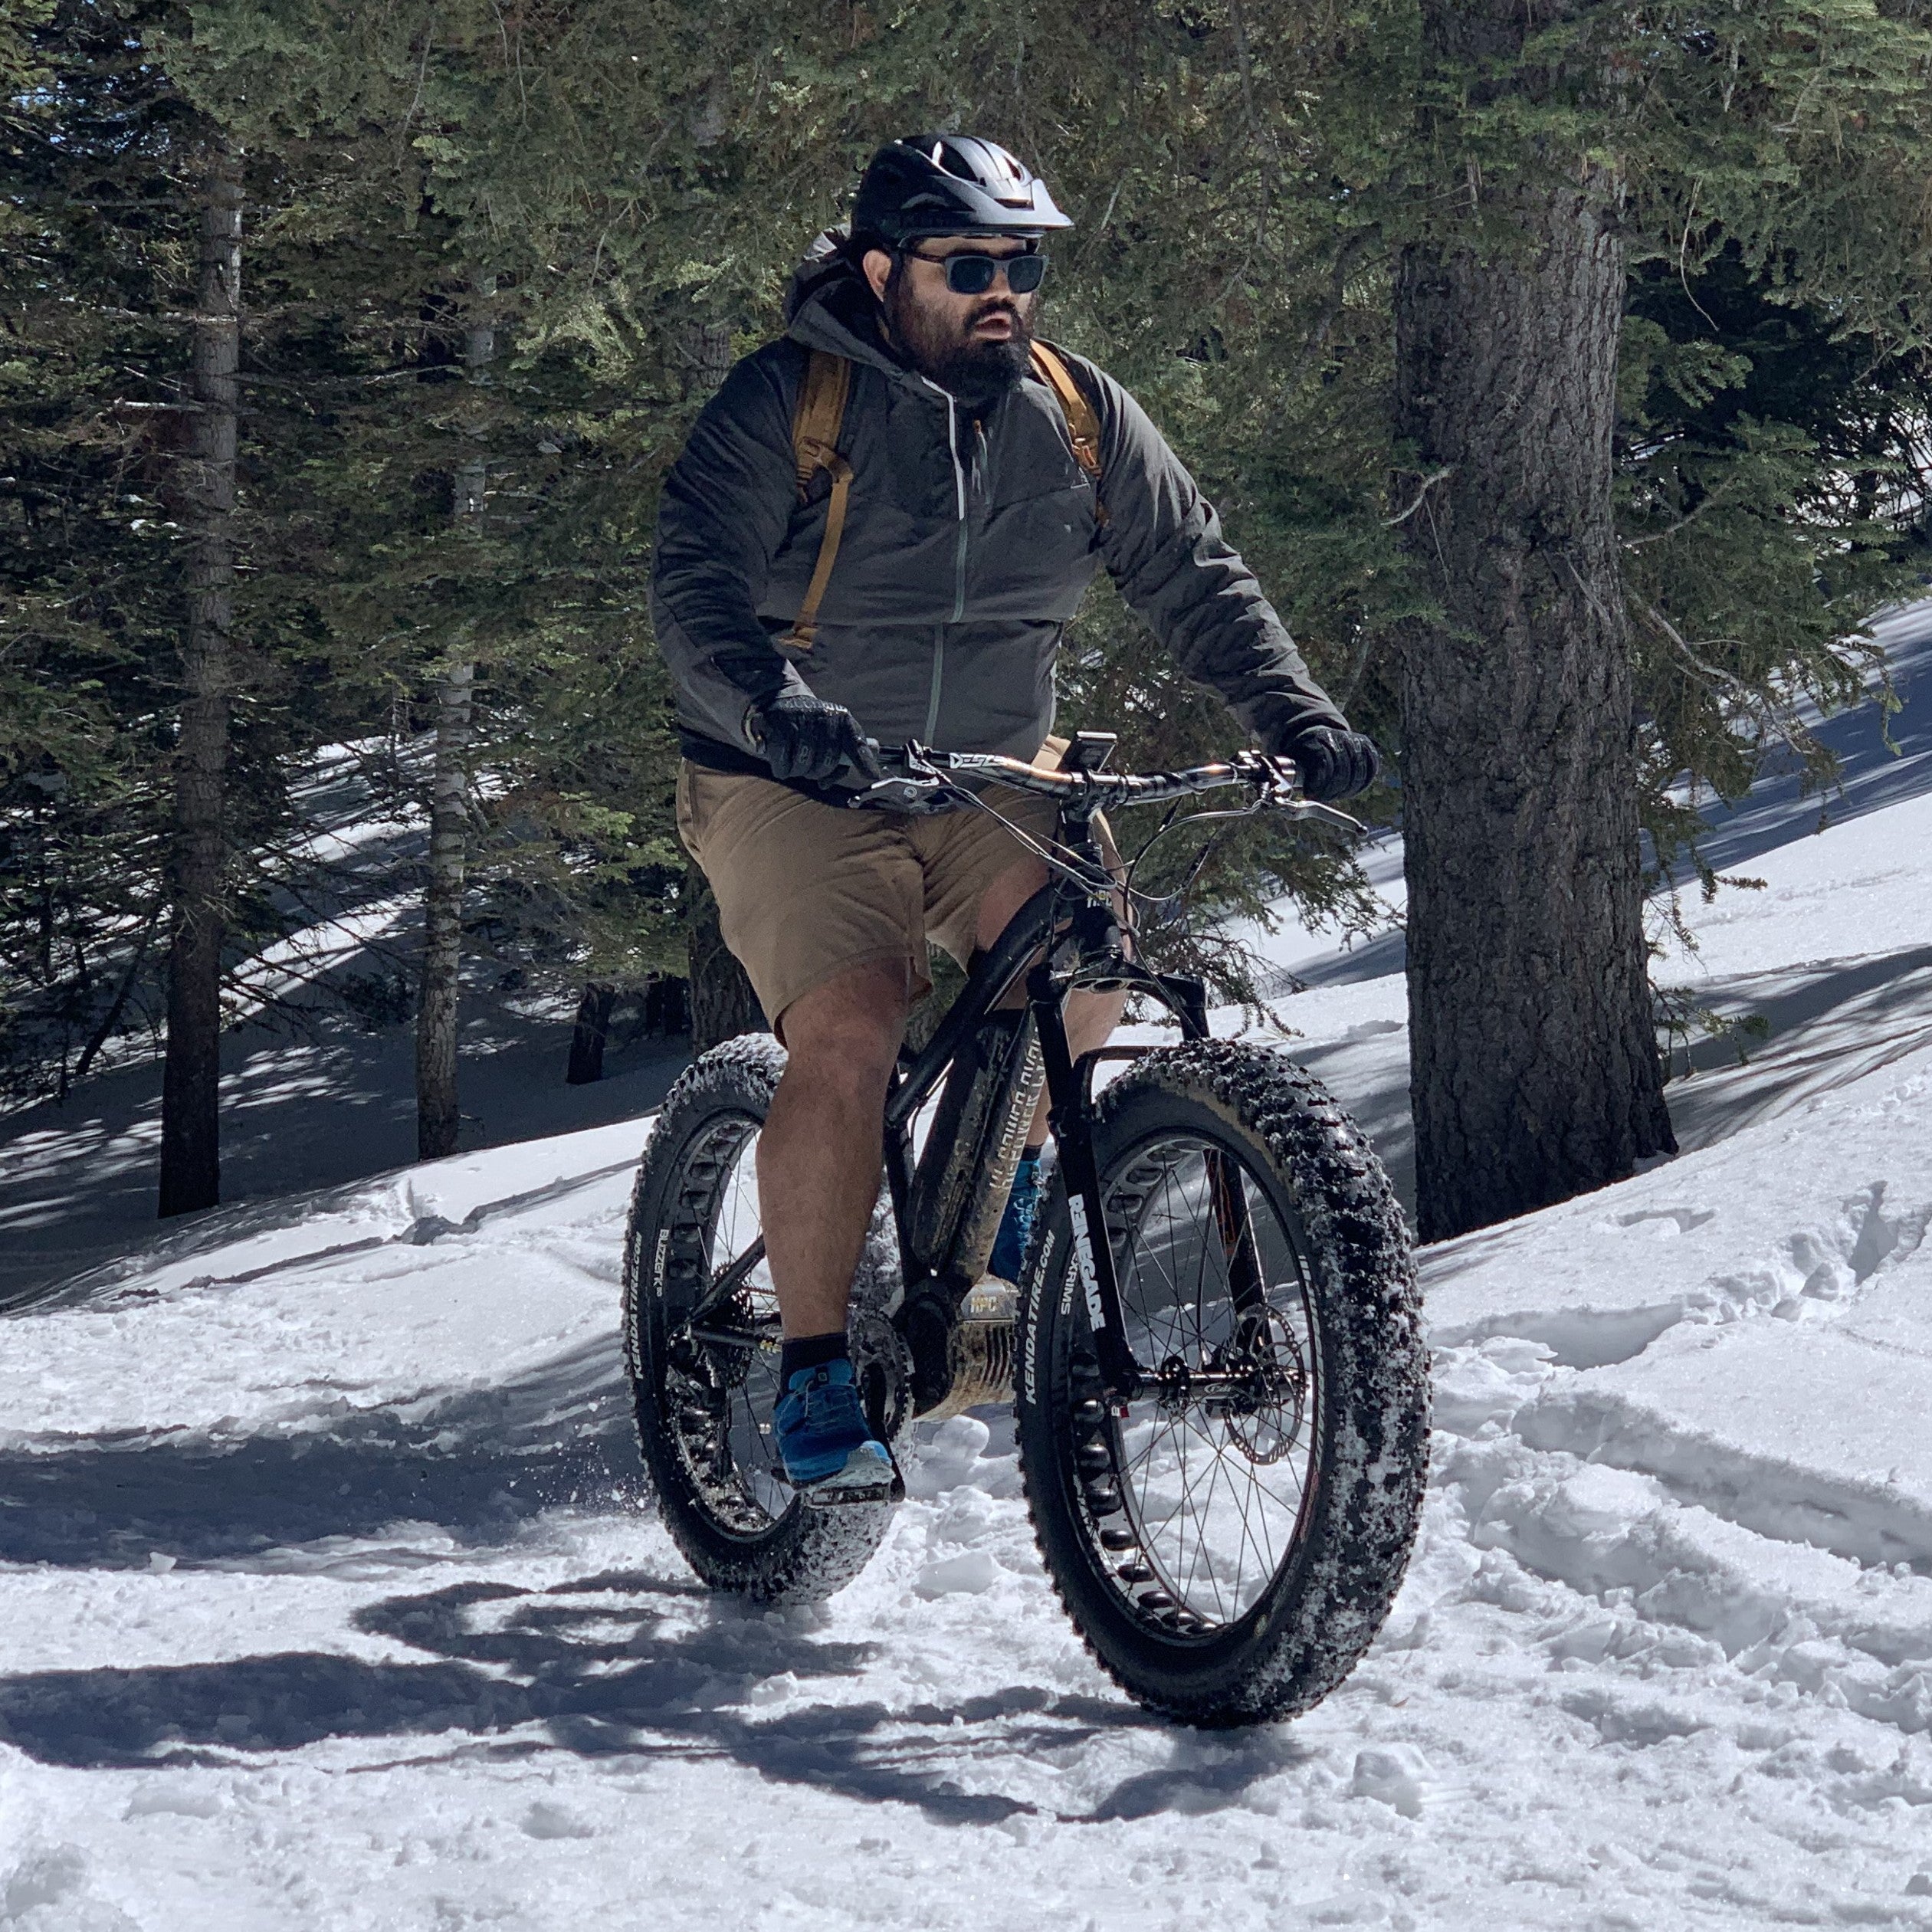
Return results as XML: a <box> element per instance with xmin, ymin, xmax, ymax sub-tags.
<box><xmin>6</xmin><ymin>611</ymin><xmax>1932</xmax><ymax>1927</ymax></box>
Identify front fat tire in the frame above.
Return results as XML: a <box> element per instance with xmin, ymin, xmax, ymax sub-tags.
<box><xmin>1015</xmin><ymin>1042</ymin><xmax>1429</xmax><ymax>1726</ymax></box>
<box><xmin>622</xmin><ymin>1033</ymin><xmax>897</xmax><ymax>1605</ymax></box>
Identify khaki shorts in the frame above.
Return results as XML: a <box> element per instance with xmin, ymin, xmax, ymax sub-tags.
<box><xmin>676</xmin><ymin>742</ymin><xmax>1116</xmax><ymax>1031</ymax></box>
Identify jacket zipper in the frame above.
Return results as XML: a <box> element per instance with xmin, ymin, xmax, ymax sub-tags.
<box><xmin>924</xmin><ymin>381</ymin><xmax>972</xmax><ymax>741</ymax></box>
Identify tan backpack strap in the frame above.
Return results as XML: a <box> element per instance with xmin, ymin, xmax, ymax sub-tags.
<box><xmin>1029</xmin><ymin>340</ymin><xmax>1107</xmax><ymax>521</ymax></box>
<box><xmin>779</xmin><ymin>350</ymin><xmax>855</xmax><ymax>650</ymax></box>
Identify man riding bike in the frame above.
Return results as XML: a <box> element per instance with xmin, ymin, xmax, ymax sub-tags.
<box><xmin>651</xmin><ymin>133</ymin><xmax>1380</xmax><ymax>1504</ymax></box>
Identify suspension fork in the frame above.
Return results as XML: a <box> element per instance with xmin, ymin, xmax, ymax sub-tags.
<box><xmin>1031</xmin><ymin>965</ymin><xmax>1141</xmax><ymax>1398</ymax></box>
<box><xmin>1164</xmin><ymin>970</ymin><xmax>1265</xmax><ymax>1310</ymax></box>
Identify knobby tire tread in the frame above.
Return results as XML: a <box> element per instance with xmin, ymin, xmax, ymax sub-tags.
<box><xmin>1015</xmin><ymin>1041</ymin><xmax>1429</xmax><ymax>1726</ymax></box>
<box><xmin>622</xmin><ymin>1033</ymin><xmax>894</xmax><ymax>1605</ymax></box>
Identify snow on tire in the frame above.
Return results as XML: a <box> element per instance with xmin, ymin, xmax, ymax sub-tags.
<box><xmin>622</xmin><ymin>1033</ymin><xmax>897</xmax><ymax>1605</ymax></box>
<box><xmin>1015</xmin><ymin>1041</ymin><xmax>1429</xmax><ymax>1726</ymax></box>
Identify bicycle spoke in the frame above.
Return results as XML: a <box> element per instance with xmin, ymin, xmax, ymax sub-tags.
<box><xmin>1084</xmin><ymin>1126</ymin><xmax>1322</xmax><ymax>1635</ymax></box>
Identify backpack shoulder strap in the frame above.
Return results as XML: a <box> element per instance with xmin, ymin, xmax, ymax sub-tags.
<box><xmin>780</xmin><ymin>349</ymin><xmax>855</xmax><ymax>651</ymax></box>
<box><xmin>1029</xmin><ymin>340</ymin><xmax>1107</xmax><ymax>520</ymax></box>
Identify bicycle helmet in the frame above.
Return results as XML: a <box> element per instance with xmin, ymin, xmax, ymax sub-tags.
<box><xmin>851</xmin><ymin>135</ymin><xmax>1073</xmax><ymax>248</ymax></box>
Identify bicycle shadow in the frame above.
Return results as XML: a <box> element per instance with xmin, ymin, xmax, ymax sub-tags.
<box><xmin>0</xmin><ymin>1566</ymin><xmax>1308</xmax><ymax>1826</ymax></box>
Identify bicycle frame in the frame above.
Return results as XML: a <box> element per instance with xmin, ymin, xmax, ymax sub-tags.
<box><xmin>669</xmin><ymin>741</ymin><xmax>1354</xmax><ymax>1412</ymax></box>
<box><xmin>881</xmin><ymin>793</ymin><xmax>1210</xmax><ymax>1406</ymax></box>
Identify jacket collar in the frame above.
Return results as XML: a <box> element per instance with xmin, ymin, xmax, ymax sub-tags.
<box><xmin>783</xmin><ymin>234</ymin><xmax>972</xmax><ymax>409</ymax></box>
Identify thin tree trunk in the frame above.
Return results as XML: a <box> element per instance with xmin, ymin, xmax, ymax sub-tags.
<box><xmin>566</xmin><ymin>982</ymin><xmax>616</xmax><ymax>1084</ymax></box>
<box><xmin>687</xmin><ymin>892</ymin><xmax>764</xmax><ymax>1052</ymax></box>
<box><xmin>75</xmin><ymin>899</ymin><xmax>162</xmax><ymax>1087</ymax></box>
<box><xmin>415</xmin><ymin>659</ymin><xmax>475</xmax><ymax>1156</ymax></box>
<box><xmin>1393</xmin><ymin>90</ymin><xmax>1674</xmax><ymax>1236</ymax></box>
<box><xmin>158</xmin><ymin>143</ymin><xmax>241</xmax><ymax>1219</ymax></box>
<box><xmin>414</xmin><ymin>283</ymin><xmax>494</xmax><ymax>1160</ymax></box>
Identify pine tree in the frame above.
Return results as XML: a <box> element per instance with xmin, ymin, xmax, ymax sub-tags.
<box><xmin>1017</xmin><ymin>1</ymin><xmax>1930</xmax><ymax>1235</ymax></box>
<box><xmin>156</xmin><ymin>135</ymin><xmax>243</xmax><ymax>1215</ymax></box>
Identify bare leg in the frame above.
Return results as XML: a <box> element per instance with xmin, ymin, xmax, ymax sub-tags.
<box><xmin>758</xmin><ymin>957</ymin><xmax>910</xmax><ymax>1340</ymax></box>
<box><xmin>973</xmin><ymin>858</ymin><xmax>1126</xmax><ymax>1144</ymax></box>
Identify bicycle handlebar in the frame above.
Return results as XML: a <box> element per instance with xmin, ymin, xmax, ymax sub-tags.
<box><xmin>847</xmin><ymin>743</ymin><xmax>1366</xmax><ymax>835</ymax></box>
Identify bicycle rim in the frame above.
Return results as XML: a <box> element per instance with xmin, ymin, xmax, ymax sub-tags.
<box><xmin>1087</xmin><ymin>1130</ymin><xmax>1322</xmax><ymax>1635</ymax></box>
<box><xmin>658</xmin><ymin>1111</ymin><xmax>789</xmax><ymax>1534</ymax></box>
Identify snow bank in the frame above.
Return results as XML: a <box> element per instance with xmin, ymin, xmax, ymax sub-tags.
<box><xmin>4</xmin><ymin>618</ymin><xmax>1932</xmax><ymax>1927</ymax></box>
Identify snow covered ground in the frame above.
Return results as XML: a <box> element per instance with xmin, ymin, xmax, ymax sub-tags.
<box><xmin>5</xmin><ymin>612</ymin><xmax>1932</xmax><ymax>1930</ymax></box>
<box><xmin>0</xmin><ymin>736</ymin><xmax>693</xmax><ymax>1312</ymax></box>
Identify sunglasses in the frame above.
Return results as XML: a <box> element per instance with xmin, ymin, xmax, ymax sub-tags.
<box><xmin>904</xmin><ymin>247</ymin><xmax>1048</xmax><ymax>297</ymax></box>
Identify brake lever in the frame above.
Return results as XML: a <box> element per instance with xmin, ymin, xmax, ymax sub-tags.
<box><xmin>848</xmin><ymin>741</ymin><xmax>959</xmax><ymax>812</ymax></box>
<box><xmin>849</xmin><ymin>772</ymin><xmax>949</xmax><ymax>811</ymax></box>
<box><xmin>1243</xmin><ymin>751</ymin><xmax>1366</xmax><ymax>835</ymax></box>
<box><xmin>1290</xmin><ymin>798</ymin><xmax>1366</xmax><ymax>833</ymax></box>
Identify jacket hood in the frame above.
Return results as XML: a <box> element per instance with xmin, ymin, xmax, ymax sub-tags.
<box><xmin>782</xmin><ymin>229</ymin><xmax>927</xmax><ymax>390</ymax></box>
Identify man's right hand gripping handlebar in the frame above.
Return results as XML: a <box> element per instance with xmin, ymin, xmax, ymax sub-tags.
<box><xmin>747</xmin><ymin>693</ymin><xmax>885</xmax><ymax>786</ymax></box>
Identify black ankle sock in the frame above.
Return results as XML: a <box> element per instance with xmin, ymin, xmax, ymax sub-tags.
<box><xmin>780</xmin><ymin>1330</ymin><xmax>849</xmax><ymax>1385</ymax></box>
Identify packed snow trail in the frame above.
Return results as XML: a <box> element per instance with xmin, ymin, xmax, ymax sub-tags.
<box><xmin>7</xmin><ymin>1047</ymin><xmax>1932</xmax><ymax>1927</ymax></box>
<box><xmin>5</xmin><ymin>617</ymin><xmax>1932</xmax><ymax>1929</ymax></box>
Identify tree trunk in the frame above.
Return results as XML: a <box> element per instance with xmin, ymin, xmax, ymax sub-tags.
<box><xmin>158</xmin><ymin>144</ymin><xmax>241</xmax><ymax>1219</ymax></box>
<box><xmin>566</xmin><ymin>982</ymin><xmax>616</xmax><ymax>1084</ymax></box>
<box><xmin>687</xmin><ymin>892</ymin><xmax>764</xmax><ymax>1052</ymax></box>
<box><xmin>415</xmin><ymin>659</ymin><xmax>474</xmax><ymax>1157</ymax></box>
<box><xmin>1393</xmin><ymin>153</ymin><xmax>1675</xmax><ymax>1241</ymax></box>
<box><xmin>643</xmin><ymin>976</ymin><xmax>690</xmax><ymax>1038</ymax></box>
<box><xmin>414</xmin><ymin>284</ymin><xmax>494</xmax><ymax>1160</ymax></box>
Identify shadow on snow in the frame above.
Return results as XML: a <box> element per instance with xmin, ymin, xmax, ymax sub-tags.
<box><xmin>0</xmin><ymin>1564</ymin><xmax>1312</xmax><ymax>1823</ymax></box>
<box><xmin>0</xmin><ymin>1339</ymin><xmax>1315</xmax><ymax>1824</ymax></box>
<box><xmin>0</xmin><ymin>1338</ymin><xmax>639</xmax><ymax>1570</ymax></box>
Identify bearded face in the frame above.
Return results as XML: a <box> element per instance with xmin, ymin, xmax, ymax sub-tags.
<box><xmin>871</xmin><ymin>241</ymin><xmax>1038</xmax><ymax>408</ymax></box>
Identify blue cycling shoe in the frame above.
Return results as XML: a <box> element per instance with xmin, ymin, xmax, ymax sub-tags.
<box><xmin>774</xmin><ymin>1359</ymin><xmax>900</xmax><ymax>1506</ymax></box>
<box><xmin>986</xmin><ymin>1154</ymin><xmax>1041</xmax><ymax>1285</ymax></box>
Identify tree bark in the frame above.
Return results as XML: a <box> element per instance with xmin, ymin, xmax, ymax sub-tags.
<box><xmin>415</xmin><ymin>659</ymin><xmax>474</xmax><ymax>1157</ymax></box>
<box><xmin>566</xmin><ymin>981</ymin><xmax>616</xmax><ymax>1084</ymax></box>
<box><xmin>158</xmin><ymin>143</ymin><xmax>241</xmax><ymax>1219</ymax></box>
<box><xmin>414</xmin><ymin>284</ymin><xmax>494</xmax><ymax>1160</ymax></box>
<box><xmin>1394</xmin><ymin>3</ymin><xmax>1674</xmax><ymax>1240</ymax></box>
<box><xmin>687</xmin><ymin>892</ymin><xmax>764</xmax><ymax>1052</ymax></box>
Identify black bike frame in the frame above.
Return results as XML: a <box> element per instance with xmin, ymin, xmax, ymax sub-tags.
<box><xmin>878</xmin><ymin>801</ymin><xmax>1209</xmax><ymax>1400</ymax></box>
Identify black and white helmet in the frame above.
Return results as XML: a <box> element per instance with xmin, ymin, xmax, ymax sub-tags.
<box><xmin>851</xmin><ymin>135</ymin><xmax>1073</xmax><ymax>248</ymax></box>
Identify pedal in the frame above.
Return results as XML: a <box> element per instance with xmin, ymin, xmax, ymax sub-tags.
<box><xmin>800</xmin><ymin>1478</ymin><xmax>900</xmax><ymax>1509</ymax></box>
<box><xmin>799</xmin><ymin>1455</ymin><xmax>906</xmax><ymax>1509</ymax></box>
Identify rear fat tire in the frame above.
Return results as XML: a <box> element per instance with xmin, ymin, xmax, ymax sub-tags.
<box><xmin>1015</xmin><ymin>1042</ymin><xmax>1429</xmax><ymax>1726</ymax></box>
<box><xmin>622</xmin><ymin>1033</ymin><xmax>900</xmax><ymax>1604</ymax></box>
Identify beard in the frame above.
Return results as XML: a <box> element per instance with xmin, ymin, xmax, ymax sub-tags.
<box><xmin>882</xmin><ymin>271</ymin><xmax>1035</xmax><ymax>408</ymax></box>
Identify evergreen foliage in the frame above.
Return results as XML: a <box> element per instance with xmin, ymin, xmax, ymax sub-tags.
<box><xmin>3</xmin><ymin>0</ymin><xmax>1929</xmax><ymax>1208</ymax></box>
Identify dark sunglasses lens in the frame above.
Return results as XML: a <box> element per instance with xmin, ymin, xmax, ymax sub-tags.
<box><xmin>936</xmin><ymin>253</ymin><xmax>1047</xmax><ymax>294</ymax></box>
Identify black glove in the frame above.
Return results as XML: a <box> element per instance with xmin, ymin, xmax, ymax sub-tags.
<box><xmin>1274</xmin><ymin>724</ymin><xmax>1383</xmax><ymax>803</ymax></box>
<box><xmin>747</xmin><ymin>692</ymin><xmax>879</xmax><ymax>785</ymax></box>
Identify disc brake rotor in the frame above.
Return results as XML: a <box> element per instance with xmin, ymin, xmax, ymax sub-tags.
<box><xmin>1209</xmin><ymin>1306</ymin><xmax>1307</xmax><ymax>1467</ymax></box>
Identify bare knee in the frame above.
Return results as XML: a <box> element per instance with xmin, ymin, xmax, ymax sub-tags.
<box><xmin>775</xmin><ymin>958</ymin><xmax>909</xmax><ymax>1107</ymax></box>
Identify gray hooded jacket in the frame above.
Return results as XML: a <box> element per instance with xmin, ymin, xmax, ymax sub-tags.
<box><xmin>651</xmin><ymin>249</ymin><xmax>1345</xmax><ymax>778</ymax></box>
